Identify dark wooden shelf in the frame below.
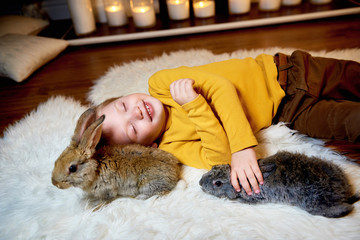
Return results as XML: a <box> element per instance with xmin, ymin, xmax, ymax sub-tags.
<box><xmin>40</xmin><ymin>0</ymin><xmax>360</xmax><ymax>45</ymax></box>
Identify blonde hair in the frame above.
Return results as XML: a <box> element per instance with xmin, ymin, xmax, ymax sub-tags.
<box><xmin>94</xmin><ymin>97</ymin><xmax>119</xmax><ymax>115</ymax></box>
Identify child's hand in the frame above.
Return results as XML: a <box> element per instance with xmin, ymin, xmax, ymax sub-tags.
<box><xmin>230</xmin><ymin>148</ymin><xmax>263</xmax><ymax>195</ymax></box>
<box><xmin>170</xmin><ymin>78</ymin><xmax>199</xmax><ymax>106</ymax></box>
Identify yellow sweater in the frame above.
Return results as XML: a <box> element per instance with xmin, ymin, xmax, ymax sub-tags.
<box><xmin>148</xmin><ymin>54</ymin><xmax>285</xmax><ymax>169</ymax></box>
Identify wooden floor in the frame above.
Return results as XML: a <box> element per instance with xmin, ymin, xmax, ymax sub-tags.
<box><xmin>0</xmin><ymin>14</ymin><xmax>359</xmax><ymax>163</ymax></box>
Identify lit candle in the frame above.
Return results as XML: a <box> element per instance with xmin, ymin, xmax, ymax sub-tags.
<box><xmin>67</xmin><ymin>0</ymin><xmax>96</xmax><ymax>35</ymax></box>
<box><xmin>228</xmin><ymin>0</ymin><xmax>250</xmax><ymax>15</ymax></box>
<box><xmin>193</xmin><ymin>0</ymin><xmax>215</xmax><ymax>18</ymax></box>
<box><xmin>166</xmin><ymin>0</ymin><xmax>190</xmax><ymax>21</ymax></box>
<box><xmin>105</xmin><ymin>5</ymin><xmax>128</xmax><ymax>27</ymax></box>
<box><xmin>131</xmin><ymin>6</ymin><xmax>156</xmax><ymax>28</ymax></box>
<box><xmin>259</xmin><ymin>0</ymin><xmax>281</xmax><ymax>11</ymax></box>
<box><xmin>282</xmin><ymin>0</ymin><xmax>301</xmax><ymax>6</ymax></box>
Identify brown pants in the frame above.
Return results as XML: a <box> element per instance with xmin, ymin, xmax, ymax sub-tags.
<box><xmin>273</xmin><ymin>50</ymin><xmax>360</xmax><ymax>142</ymax></box>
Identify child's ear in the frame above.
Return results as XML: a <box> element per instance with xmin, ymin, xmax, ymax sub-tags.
<box><xmin>151</xmin><ymin>142</ymin><xmax>158</xmax><ymax>148</ymax></box>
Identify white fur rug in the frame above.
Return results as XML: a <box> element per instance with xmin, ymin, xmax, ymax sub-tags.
<box><xmin>1</xmin><ymin>48</ymin><xmax>360</xmax><ymax>240</ymax></box>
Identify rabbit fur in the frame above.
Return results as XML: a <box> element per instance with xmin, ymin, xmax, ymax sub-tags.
<box><xmin>52</xmin><ymin>108</ymin><xmax>181</xmax><ymax>201</ymax></box>
<box><xmin>199</xmin><ymin>151</ymin><xmax>359</xmax><ymax>218</ymax></box>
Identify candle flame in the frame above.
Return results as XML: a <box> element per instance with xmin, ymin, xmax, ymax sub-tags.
<box><xmin>107</xmin><ymin>5</ymin><xmax>121</xmax><ymax>12</ymax></box>
<box><xmin>133</xmin><ymin>6</ymin><xmax>150</xmax><ymax>13</ymax></box>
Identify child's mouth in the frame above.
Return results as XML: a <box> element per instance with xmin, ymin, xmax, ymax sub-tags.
<box><xmin>144</xmin><ymin>102</ymin><xmax>153</xmax><ymax>120</ymax></box>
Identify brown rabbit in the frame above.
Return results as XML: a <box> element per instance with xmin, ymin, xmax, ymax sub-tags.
<box><xmin>51</xmin><ymin>108</ymin><xmax>181</xmax><ymax>201</ymax></box>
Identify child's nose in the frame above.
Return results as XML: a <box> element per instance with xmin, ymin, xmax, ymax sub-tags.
<box><xmin>132</xmin><ymin>106</ymin><xmax>143</xmax><ymax>119</ymax></box>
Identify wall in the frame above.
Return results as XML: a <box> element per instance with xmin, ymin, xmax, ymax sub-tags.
<box><xmin>42</xmin><ymin>0</ymin><xmax>70</xmax><ymax>20</ymax></box>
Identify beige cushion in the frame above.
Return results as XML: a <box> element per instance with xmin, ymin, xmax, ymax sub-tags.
<box><xmin>0</xmin><ymin>34</ymin><xmax>69</xmax><ymax>82</ymax></box>
<box><xmin>0</xmin><ymin>15</ymin><xmax>49</xmax><ymax>37</ymax></box>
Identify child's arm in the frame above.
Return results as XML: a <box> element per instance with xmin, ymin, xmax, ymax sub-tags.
<box><xmin>169</xmin><ymin>78</ymin><xmax>233</xmax><ymax>167</ymax></box>
<box><xmin>149</xmin><ymin>67</ymin><xmax>263</xmax><ymax>194</ymax></box>
<box><xmin>149</xmin><ymin>66</ymin><xmax>258</xmax><ymax>152</ymax></box>
<box><xmin>170</xmin><ymin>78</ymin><xmax>263</xmax><ymax>195</ymax></box>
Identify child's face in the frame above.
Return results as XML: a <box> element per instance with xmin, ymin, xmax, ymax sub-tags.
<box><xmin>98</xmin><ymin>93</ymin><xmax>166</xmax><ymax>146</ymax></box>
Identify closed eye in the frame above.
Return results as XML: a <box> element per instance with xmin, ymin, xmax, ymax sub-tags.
<box><xmin>131</xmin><ymin>124</ymin><xmax>137</xmax><ymax>135</ymax></box>
<box><xmin>122</xmin><ymin>102</ymin><xmax>127</xmax><ymax>112</ymax></box>
<box><xmin>127</xmin><ymin>123</ymin><xmax>137</xmax><ymax>142</ymax></box>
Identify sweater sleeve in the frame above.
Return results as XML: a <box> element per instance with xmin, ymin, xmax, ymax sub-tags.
<box><xmin>149</xmin><ymin>66</ymin><xmax>258</xmax><ymax>154</ymax></box>
<box><xmin>155</xmin><ymin>94</ymin><xmax>233</xmax><ymax>169</ymax></box>
<box><xmin>181</xmin><ymin>94</ymin><xmax>232</xmax><ymax>167</ymax></box>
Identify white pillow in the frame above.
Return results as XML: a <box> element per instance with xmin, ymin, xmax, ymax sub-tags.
<box><xmin>0</xmin><ymin>15</ymin><xmax>49</xmax><ymax>37</ymax></box>
<box><xmin>0</xmin><ymin>34</ymin><xmax>69</xmax><ymax>82</ymax></box>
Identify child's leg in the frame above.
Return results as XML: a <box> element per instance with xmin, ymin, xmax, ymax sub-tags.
<box><xmin>289</xmin><ymin>50</ymin><xmax>360</xmax><ymax>101</ymax></box>
<box><xmin>293</xmin><ymin>100</ymin><xmax>360</xmax><ymax>142</ymax></box>
<box><xmin>275</xmin><ymin>50</ymin><xmax>360</xmax><ymax>142</ymax></box>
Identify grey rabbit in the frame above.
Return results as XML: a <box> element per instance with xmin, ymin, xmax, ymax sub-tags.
<box><xmin>52</xmin><ymin>108</ymin><xmax>181</xmax><ymax>201</ymax></box>
<box><xmin>199</xmin><ymin>151</ymin><xmax>359</xmax><ymax>218</ymax></box>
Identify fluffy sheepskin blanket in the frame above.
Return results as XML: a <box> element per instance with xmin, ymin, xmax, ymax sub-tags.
<box><xmin>0</xmin><ymin>48</ymin><xmax>359</xmax><ymax>240</ymax></box>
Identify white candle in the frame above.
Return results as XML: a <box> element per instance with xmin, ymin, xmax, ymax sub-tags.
<box><xmin>131</xmin><ymin>6</ymin><xmax>156</xmax><ymax>28</ymax></box>
<box><xmin>228</xmin><ymin>0</ymin><xmax>250</xmax><ymax>14</ymax></box>
<box><xmin>167</xmin><ymin>0</ymin><xmax>190</xmax><ymax>21</ymax></box>
<box><xmin>193</xmin><ymin>1</ymin><xmax>215</xmax><ymax>18</ymax></box>
<box><xmin>310</xmin><ymin>0</ymin><xmax>332</xmax><ymax>4</ymax></box>
<box><xmin>259</xmin><ymin>0</ymin><xmax>281</xmax><ymax>11</ymax></box>
<box><xmin>67</xmin><ymin>0</ymin><xmax>96</xmax><ymax>35</ymax></box>
<box><xmin>92</xmin><ymin>0</ymin><xmax>107</xmax><ymax>23</ymax></box>
<box><xmin>105</xmin><ymin>5</ymin><xmax>128</xmax><ymax>26</ymax></box>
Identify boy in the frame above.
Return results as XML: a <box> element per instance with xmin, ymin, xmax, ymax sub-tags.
<box><xmin>96</xmin><ymin>50</ymin><xmax>360</xmax><ymax>196</ymax></box>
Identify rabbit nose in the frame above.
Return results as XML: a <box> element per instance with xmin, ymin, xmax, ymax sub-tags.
<box><xmin>199</xmin><ymin>177</ymin><xmax>204</xmax><ymax>186</ymax></box>
<box><xmin>52</xmin><ymin>177</ymin><xmax>71</xmax><ymax>189</ymax></box>
<box><xmin>52</xmin><ymin>177</ymin><xmax>58</xmax><ymax>186</ymax></box>
<box><xmin>52</xmin><ymin>177</ymin><xmax>63</xmax><ymax>189</ymax></box>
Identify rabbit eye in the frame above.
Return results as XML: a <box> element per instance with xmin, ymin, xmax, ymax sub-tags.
<box><xmin>69</xmin><ymin>164</ymin><xmax>77</xmax><ymax>173</ymax></box>
<box><xmin>214</xmin><ymin>180</ymin><xmax>223</xmax><ymax>187</ymax></box>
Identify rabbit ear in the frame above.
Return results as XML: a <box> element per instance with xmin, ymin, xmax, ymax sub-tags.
<box><xmin>71</xmin><ymin>108</ymin><xmax>97</xmax><ymax>146</ymax></box>
<box><xmin>258</xmin><ymin>159</ymin><xmax>276</xmax><ymax>179</ymax></box>
<box><xmin>78</xmin><ymin>114</ymin><xmax>105</xmax><ymax>150</ymax></box>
